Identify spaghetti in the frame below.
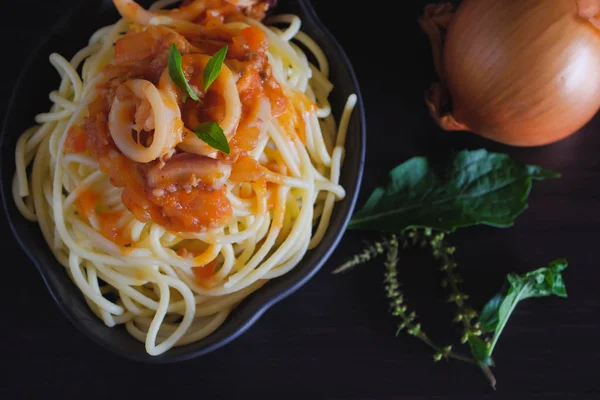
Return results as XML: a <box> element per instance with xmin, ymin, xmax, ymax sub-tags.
<box><xmin>13</xmin><ymin>0</ymin><xmax>356</xmax><ymax>356</ymax></box>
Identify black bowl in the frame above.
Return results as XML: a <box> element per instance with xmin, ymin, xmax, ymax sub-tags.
<box><xmin>0</xmin><ymin>0</ymin><xmax>366</xmax><ymax>363</ymax></box>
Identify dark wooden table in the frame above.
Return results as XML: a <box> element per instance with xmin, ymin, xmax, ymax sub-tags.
<box><xmin>2</xmin><ymin>1</ymin><xmax>599</xmax><ymax>399</ymax></box>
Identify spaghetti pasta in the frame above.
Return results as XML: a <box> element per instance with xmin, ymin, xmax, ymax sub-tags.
<box><xmin>13</xmin><ymin>0</ymin><xmax>356</xmax><ymax>356</ymax></box>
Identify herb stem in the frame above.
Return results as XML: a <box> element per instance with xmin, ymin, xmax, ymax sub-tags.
<box><xmin>384</xmin><ymin>233</ymin><xmax>475</xmax><ymax>365</ymax></box>
<box><xmin>429</xmin><ymin>233</ymin><xmax>480</xmax><ymax>341</ymax></box>
<box><xmin>448</xmin><ymin>265</ymin><xmax>476</xmax><ymax>332</ymax></box>
<box><xmin>333</xmin><ymin>239</ymin><xmax>387</xmax><ymax>274</ymax></box>
<box><xmin>430</xmin><ymin>232</ymin><xmax>497</xmax><ymax>388</ymax></box>
<box><xmin>417</xmin><ymin>332</ymin><xmax>476</xmax><ymax>364</ymax></box>
<box><xmin>480</xmin><ymin>363</ymin><xmax>497</xmax><ymax>391</ymax></box>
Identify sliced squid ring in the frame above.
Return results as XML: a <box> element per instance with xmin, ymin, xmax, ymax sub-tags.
<box><xmin>109</xmin><ymin>79</ymin><xmax>183</xmax><ymax>163</ymax></box>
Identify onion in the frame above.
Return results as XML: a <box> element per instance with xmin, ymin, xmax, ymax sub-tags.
<box><xmin>421</xmin><ymin>0</ymin><xmax>600</xmax><ymax>146</ymax></box>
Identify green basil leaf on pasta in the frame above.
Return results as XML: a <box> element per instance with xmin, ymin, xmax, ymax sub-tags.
<box><xmin>194</xmin><ymin>122</ymin><xmax>230</xmax><ymax>154</ymax></box>
<box><xmin>203</xmin><ymin>46</ymin><xmax>228</xmax><ymax>92</ymax></box>
<box><xmin>168</xmin><ymin>44</ymin><xmax>200</xmax><ymax>102</ymax></box>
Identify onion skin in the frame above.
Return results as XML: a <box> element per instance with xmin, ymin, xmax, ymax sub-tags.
<box><xmin>425</xmin><ymin>0</ymin><xmax>600</xmax><ymax>147</ymax></box>
<box><xmin>578</xmin><ymin>0</ymin><xmax>600</xmax><ymax>19</ymax></box>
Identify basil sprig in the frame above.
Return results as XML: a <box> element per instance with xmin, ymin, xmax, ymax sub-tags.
<box><xmin>203</xmin><ymin>46</ymin><xmax>228</xmax><ymax>92</ymax></box>
<box><xmin>168</xmin><ymin>44</ymin><xmax>228</xmax><ymax>102</ymax></box>
<box><xmin>194</xmin><ymin>122</ymin><xmax>230</xmax><ymax>154</ymax></box>
<box><xmin>349</xmin><ymin>149</ymin><xmax>560</xmax><ymax>234</ymax></box>
<box><xmin>168</xmin><ymin>44</ymin><xmax>200</xmax><ymax>102</ymax></box>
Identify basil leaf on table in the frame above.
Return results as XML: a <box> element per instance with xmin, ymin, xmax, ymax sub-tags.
<box><xmin>468</xmin><ymin>258</ymin><xmax>567</xmax><ymax>387</ymax></box>
<box><xmin>468</xmin><ymin>337</ymin><xmax>493</xmax><ymax>367</ymax></box>
<box><xmin>168</xmin><ymin>44</ymin><xmax>200</xmax><ymax>102</ymax></box>
<box><xmin>478</xmin><ymin>293</ymin><xmax>504</xmax><ymax>332</ymax></box>
<box><xmin>348</xmin><ymin>149</ymin><xmax>560</xmax><ymax>233</ymax></box>
<box><xmin>478</xmin><ymin>259</ymin><xmax>568</xmax><ymax>348</ymax></box>
<box><xmin>194</xmin><ymin>122</ymin><xmax>230</xmax><ymax>154</ymax></box>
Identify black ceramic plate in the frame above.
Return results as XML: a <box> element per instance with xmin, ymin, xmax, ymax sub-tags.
<box><xmin>0</xmin><ymin>0</ymin><xmax>365</xmax><ymax>363</ymax></box>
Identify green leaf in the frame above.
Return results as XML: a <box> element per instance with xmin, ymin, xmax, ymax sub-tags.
<box><xmin>478</xmin><ymin>259</ymin><xmax>568</xmax><ymax>356</ymax></box>
<box><xmin>203</xmin><ymin>46</ymin><xmax>228</xmax><ymax>92</ymax></box>
<box><xmin>194</xmin><ymin>122</ymin><xmax>230</xmax><ymax>154</ymax></box>
<box><xmin>468</xmin><ymin>337</ymin><xmax>493</xmax><ymax>366</ymax></box>
<box><xmin>348</xmin><ymin>149</ymin><xmax>560</xmax><ymax>233</ymax></box>
<box><xmin>507</xmin><ymin>259</ymin><xmax>568</xmax><ymax>298</ymax></box>
<box><xmin>168</xmin><ymin>44</ymin><xmax>200</xmax><ymax>103</ymax></box>
<box><xmin>478</xmin><ymin>292</ymin><xmax>505</xmax><ymax>332</ymax></box>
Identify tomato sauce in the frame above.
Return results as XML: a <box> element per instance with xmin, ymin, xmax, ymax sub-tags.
<box><xmin>64</xmin><ymin>125</ymin><xmax>88</xmax><ymax>154</ymax></box>
<box><xmin>75</xmin><ymin>189</ymin><xmax>131</xmax><ymax>246</ymax></box>
<box><xmin>230</xmin><ymin>156</ymin><xmax>265</xmax><ymax>183</ymax></box>
<box><xmin>81</xmin><ymin>5</ymin><xmax>288</xmax><ymax>234</ymax></box>
<box><xmin>192</xmin><ymin>260</ymin><xmax>217</xmax><ymax>289</ymax></box>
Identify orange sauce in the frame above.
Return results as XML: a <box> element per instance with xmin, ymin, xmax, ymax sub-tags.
<box><xmin>264</xmin><ymin>161</ymin><xmax>283</xmax><ymax>174</ymax></box>
<box><xmin>149</xmin><ymin>186</ymin><xmax>233</xmax><ymax>233</ymax></box>
<box><xmin>276</xmin><ymin>90</ymin><xmax>317</xmax><ymax>144</ymax></box>
<box><xmin>252</xmin><ymin>178</ymin><xmax>268</xmax><ymax>214</ymax></box>
<box><xmin>114</xmin><ymin>29</ymin><xmax>159</xmax><ymax>64</ymax></box>
<box><xmin>80</xmin><ymin>5</ymin><xmax>292</xmax><ymax>234</ymax></box>
<box><xmin>230</xmin><ymin>156</ymin><xmax>265</xmax><ymax>183</ymax></box>
<box><xmin>182</xmin><ymin>90</ymin><xmax>226</xmax><ymax>129</ymax></box>
<box><xmin>75</xmin><ymin>189</ymin><xmax>131</xmax><ymax>246</ymax></box>
<box><xmin>114</xmin><ymin>25</ymin><xmax>188</xmax><ymax>65</ymax></box>
<box><xmin>242</xmin><ymin>26</ymin><xmax>268</xmax><ymax>53</ymax></box>
<box><xmin>97</xmin><ymin>211</ymin><xmax>131</xmax><ymax>247</ymax></box>
<box><xmin>277</xmin><ymin>107</ymin><xmax>299</xmax><ymax>143</ymax></box>
<box><xmin>266</xmin><ymin>182</ymin><xmax>278</xmax><ymax>211</ymax></box>
<box><xmin>75</xmin><ymin>189</ymin><xmax>98</xmax><ymax>219</ymax></box>
<box><xmin>294</xmin><ymin>90</ymin><xmax>318</xmax><ymax>113</ymax></box>
<box><xmin>63</xmin><ymin>125</ymin><xmax>87</xmax><ymax>154</ymax></box>
<box><xmin>230</xmin><ymin>26</ymin><xmax>268</xmax><ymax>58</ymax></box>
<box><xmin>229</xmin><ymin>125</ymin><xmax>261</xmax><ymax>155</ymax></box>
<box><xmin>192</xmin><ymin>261</ymin><xmax>217</xmax><ymax>289</ymax></box>
<box><xmin>264</xmin><ymin>79</ymin><xmax>288</xmax><ymax>118</ymax></box>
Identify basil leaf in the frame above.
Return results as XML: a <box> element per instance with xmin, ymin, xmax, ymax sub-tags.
<box><xmin>478</xmin><ymin>292</ymin><xmax>505</xmax><ymax>333</ymax></box>
<box><xmin>348</xmin><ymin>149</ymin><xmax>560</xmax><ymax>233</ymax></box>
<box><xmin>203</xmin><ymin>46</ymin><xmax>228</xmax><ymax>92</ymax></box>
<box><xmin>168</xmin><ymin>44</ymin><xmax>200</xmax><ymax>102</ymax></box>
<box><xmin>478</xmin><ymin>259</ymin><xmax>568</xmax><ymax>355</ymax></box>
<box><xmin>507</xmin><ymin>259</ymin><xmax>568</xmax><ymax>298</ymax></box>
<box><xmin>468</xmin><ymin>337</ymin><xmax>493</xmax><ymax>367</ymax></box>
<box><xmin>194</xmin><ymin>122</ymin><xmax>230</xmax><ymax>154</ymax></box>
